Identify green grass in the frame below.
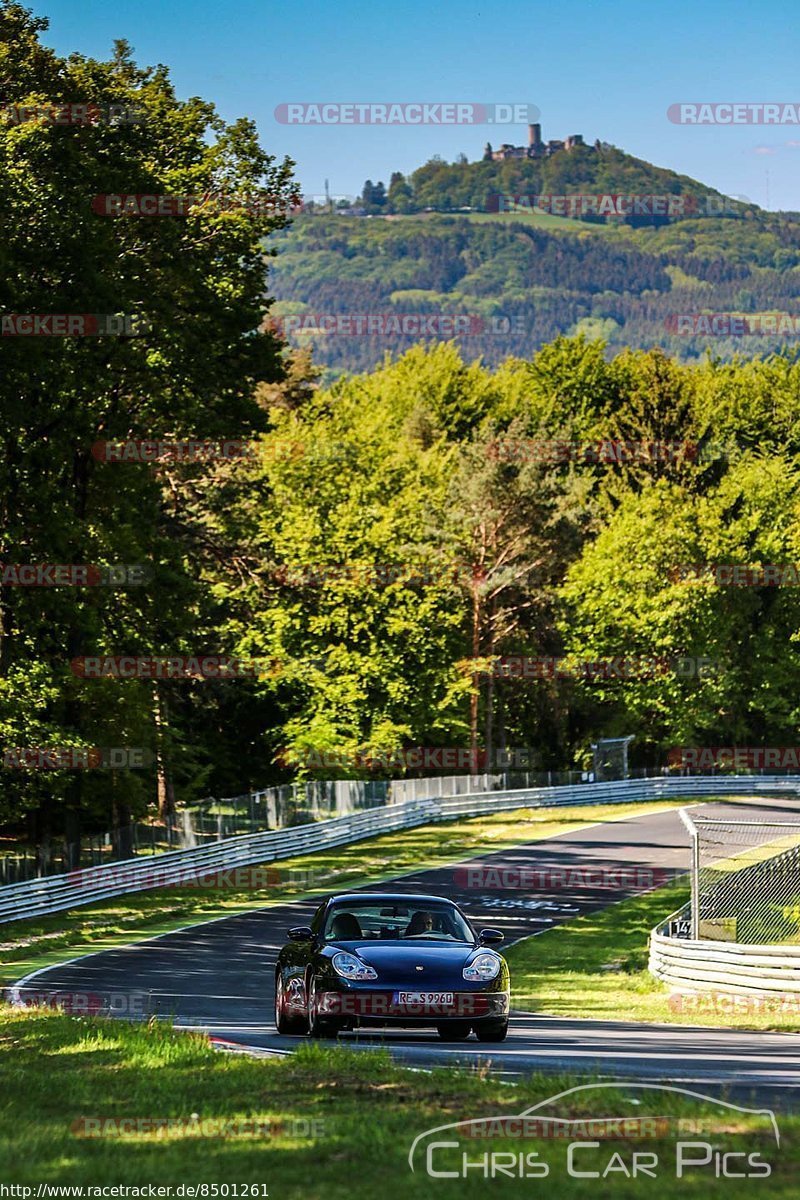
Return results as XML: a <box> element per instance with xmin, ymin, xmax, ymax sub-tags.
<box><xmin>0</xmin><ymin>1004</ymin><xmax>795</xmax><ymax>1196</ymax></box>
<box><xmin>379</xmin><ymin>208</ymin><xmax>611</xmax><ymax>233</ymax></box>
<box><xmin>1</xmin><ymin>800</ymin><xmax>684</xmax><ymax>986</ymax></box>
<box><xmin>506</xmin><ymin>881</ymin><xmax>800</xmax><ymax>1031</ymax></box>
<box><xmin>454</xmin><ymin>209</ymin><xmax>608</xmax><ymax>232</ymax></box>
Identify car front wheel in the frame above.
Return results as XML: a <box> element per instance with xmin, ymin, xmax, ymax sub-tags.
<box><xmin>473</xmin><ymin>1018</ymin><xmax>509</xmax><ymax>1042</ymax></box>
<box><xmin>274</xmin><ymin>971</ymin><xmax>308</xmax><ymax>1035</ymax></box>
<box><xmin>436</xmin><ymin>1020</ymin><xmax>472</xmax><ymax>1041</ymax></box>
<box><xmin>308</xmin><ymin>976</ymin><xmax>341</xmax><ymax>1039</ymax></box>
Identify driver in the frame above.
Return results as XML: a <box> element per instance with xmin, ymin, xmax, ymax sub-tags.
<box><xmin>405</xmin><ymin>910</ymin><xmax>435</xmax><ymax>936</ymax></box>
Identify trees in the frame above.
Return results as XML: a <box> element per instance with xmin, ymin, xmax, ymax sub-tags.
<box><xmin>438</xmin><ymin>426</ymin><xmax>588</xmax><ymax>759</ymax></box>
<box><xmin>559</xmin><ymin>458</ymin><xmax>800</xmax><ymax>753</ymax></box>
<box><xmin>0</xmin><ymin>1</ymin><xmax>297</xmax><ymax>853</ymax></box>
<box><xmin>216</xmin><ymin>345</ymin><xmax>594</xmax><ymax>774</ymax></box>
<box><xmin>5</xmin><ymin>0</ymin><xmax>800</xmax><ymax>863</ymax></box>
<box><xmin>220</xmin><ymin>340</ymin><xmax>800</xmax><ymax>776</ymax></box>
<box><xmin>360</xmin><ymin>179</ymin><xmax>386</xmax><ymax>212</ymax></box>
<box><xmin>387</xmin><ymin>171</ymin><xmax>415</xmax><ymax>213</ymax></box>
<box><xmin>224</xmin><ymin>352</ymin><xmax>467</xmax><ymax>775</ymax></box>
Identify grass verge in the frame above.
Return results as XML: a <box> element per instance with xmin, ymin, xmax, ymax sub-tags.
<box><xmin>379</xmin><ymin>209</ymin><xmax>611</xmax><ymax>233</ymax></box>
<box><xmin>0</xmin><ymin>1004</ymin><xmax>795</xmax><ymax>1196</ymax></box>
<box><xmin>506</xmin><ymin>881</ymin><xmax>800</xmax><ymax>1031</ymax></box>
<box><xmin>1</xmin><ymin>800</ymin><xmax>684</xmax><ymax>987</ymax></box>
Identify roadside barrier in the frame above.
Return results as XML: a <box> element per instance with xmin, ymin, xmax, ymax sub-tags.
<box><xmin>2</xmin><ymin>774</ymin><xmax>797</xmax><ymax>924</ymax></box>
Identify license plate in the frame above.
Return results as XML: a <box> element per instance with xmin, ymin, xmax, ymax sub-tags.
<box><xmin>393</xmin><ymin>991</ymin><xmax>454</xmax><ymax>1005</ymax></box>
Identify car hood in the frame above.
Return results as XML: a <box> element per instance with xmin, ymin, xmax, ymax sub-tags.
<box><xmin>326</xmin><ymin>940</ymin><xmax>490</xmax><ymax>981</ymax></box>
<box><xmin>361</xmin><ymin>941</ymin><xmax>476</xmax><ymax>965</ymax></box>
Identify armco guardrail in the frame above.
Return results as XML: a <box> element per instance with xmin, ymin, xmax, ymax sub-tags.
<box><xmin>649</xmin><ymin>799</ymin><xmax>800</xmax><ymax>995</ymax></box>
<box><xmin>2</xmin><ymin>773</ymin><xmax>799</xmax><ymax>925</ymax></box>
<box><xmin>0</xmin><ymin>799</ymin><xmax>437</xmax><ymax>926</ymax></box>
<box><xmin>649</xmin><ymin>926</ymin><xmax>800</xmax><ymax>995</ymax></box>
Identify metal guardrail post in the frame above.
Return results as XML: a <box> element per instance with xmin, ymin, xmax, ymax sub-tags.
<box><xmin>678</xmin><ymin>807</ymin><xmax>700</xmax><ymax>939</ymax></box>
<box><xmin>690</xmin><ymin>827</ymin><xmax>700</xmax><ymax>939</ymax></box>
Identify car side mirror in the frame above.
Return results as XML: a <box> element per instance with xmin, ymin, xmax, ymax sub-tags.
<box><xmin>478</xmin><ymin>928</ymin><xmax>504</xmax><ymax>946</ymax></box>
<box><xmin>288</xmin><ymin>926</ymin><xmax>314</xmax><ymax>941</ymax></box>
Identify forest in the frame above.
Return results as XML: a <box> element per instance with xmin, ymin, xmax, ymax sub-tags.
<box><xmin>3</xmin><ymin>3</ymin><xmax>800</xmax><ymax>857</ymax></box>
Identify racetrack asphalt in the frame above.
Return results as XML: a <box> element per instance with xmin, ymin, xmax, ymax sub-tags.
<box><xmin>11</xmin><ymin>797</ymin><xmax>800</xmax><ymax>1105</ymax></box>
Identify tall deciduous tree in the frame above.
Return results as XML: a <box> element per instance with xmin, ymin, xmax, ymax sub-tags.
<box><xmin>0</xmin><ymin>1</ymin><xmax>297</xmax><ymax>855</ymax></box>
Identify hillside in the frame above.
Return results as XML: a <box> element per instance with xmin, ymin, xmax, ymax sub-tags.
<box><xmin>377</xmin><ymin>140</ymin><xmax>754</xmax><ymax>221</ymax></box>
<box><xmin>268</xmin><ymin>142</ymin><xmax>800</xmax><ymax>378</ymax></box>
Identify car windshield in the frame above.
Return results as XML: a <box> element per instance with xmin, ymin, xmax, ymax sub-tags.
<box><xmin>323</xmin><ymin>901</ymin><xmax>473</xmax><ymax>943</ymax></box>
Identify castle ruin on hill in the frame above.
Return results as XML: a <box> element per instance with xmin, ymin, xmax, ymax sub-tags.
<box><xmin>484</xmin><ymin>123</ymin><xmax>585</xmax><ymax>162</ymax></box>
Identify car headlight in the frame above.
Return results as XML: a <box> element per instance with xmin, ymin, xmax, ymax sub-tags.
<box><xmin>463</xmin><ymin>952</ymin><xmax>501</xmax><ymax>982</ymax></box>
<box><xmin>331</xmin><ymin>951</ymin><xmax>377</xmax><ymax>981</ymax></box>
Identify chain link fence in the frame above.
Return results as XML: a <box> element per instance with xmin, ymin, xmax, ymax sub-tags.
<box><xmin>683</xmin><ymin>810</ymin><xmax>800</xmax><ymax>943</ymax></box>
<box><xmin>0</xmin><ymin>781</ymin><xmax>389</xmax><ymax>885</ymax></box>
<box><xmin>6</xmin><ymin>765</ymin><xmax>800</xmax><ymax>886</ymax></box>
<box><xmin>0</xmin><ymin>771</ymin><xmax>607</xmax><ymax>882</ymax></box>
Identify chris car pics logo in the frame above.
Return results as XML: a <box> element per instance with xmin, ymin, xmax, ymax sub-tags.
<box><xmin>408</xmin><ymin>1083</ymin><xmax>779</xmax><ymax>1180</ymax></box>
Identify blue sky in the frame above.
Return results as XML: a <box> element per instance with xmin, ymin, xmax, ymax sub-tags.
<box><xmin>37</xmin><ymin>0</ymin><xmax>800</xmax><ymax>209</ymax></box>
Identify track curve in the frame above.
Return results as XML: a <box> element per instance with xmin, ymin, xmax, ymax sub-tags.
<box><xmin>12</xmin><ymin>798</ymin><xmax>800</xmax><ymax>1104</ymax></box>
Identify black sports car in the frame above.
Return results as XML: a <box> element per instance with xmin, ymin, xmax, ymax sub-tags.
<box><xmin>274</xmin><ymin>891</ymin><xmax>510</xmax><ymax>1041</ymax></box>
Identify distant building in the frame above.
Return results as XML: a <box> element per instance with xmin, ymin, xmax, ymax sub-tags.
<box><xmin>483</xmin><ymin>124</ymin><xmax>586</xmax><ymax>162</ymax></box>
